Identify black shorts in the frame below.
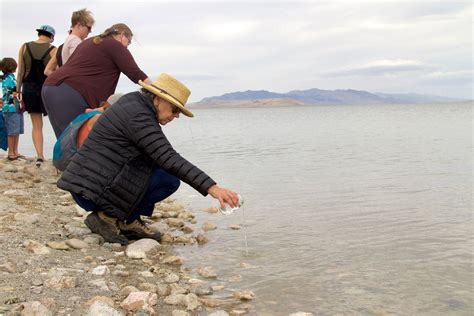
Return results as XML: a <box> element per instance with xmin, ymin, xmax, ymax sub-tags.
<box><xmin>22</xmin><ymin>91</ymin><xmax>47</xmax><ymax>116</ymax></box>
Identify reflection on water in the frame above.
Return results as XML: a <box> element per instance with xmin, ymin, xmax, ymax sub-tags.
<box><xmin>28</xmin><ymin>103</ymin><xmax>473</xmax><ymax>314</ymax></box>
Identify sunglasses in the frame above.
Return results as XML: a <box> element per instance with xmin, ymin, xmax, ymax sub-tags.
<box><xmin>171</xmin><ymin>104</ymin><xmax>181</xmax><ymax>114</ymax></box>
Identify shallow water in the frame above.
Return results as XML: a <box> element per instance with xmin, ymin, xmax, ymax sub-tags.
<box><xmin>24</xmin><ymin>103</ymin><xmax>472</xmax><ymax>314</ymax></box>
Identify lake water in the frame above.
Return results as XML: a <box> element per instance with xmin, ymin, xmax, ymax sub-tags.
<box><xmin>22</xmin><ymin>103</ymin><xmax>472</xmax><ymax>315</ymax></box>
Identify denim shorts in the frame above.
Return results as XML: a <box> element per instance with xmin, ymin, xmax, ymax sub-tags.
<box><xmin>3</xmin><ymin>112</ymin><xmax>24</xmax><ymax>136</ymax></box>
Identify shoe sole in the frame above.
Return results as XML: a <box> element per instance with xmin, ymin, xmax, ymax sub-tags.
<box><xmin>85</xmin><ymin>213</ymin><xmax>129</xmax><ymax>245</ymax></box>
<box><xmin>120</xmin><ymin>230</ymin><xmax>161</xmax><ymax>242</ymax></box>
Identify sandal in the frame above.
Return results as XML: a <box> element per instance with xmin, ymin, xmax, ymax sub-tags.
<box><xmin>35</xmin><ymin>158</ymin><xmax>44</xmax><ymax>167</ymax></box>
<box><xmin>16</xmin><ymin>154</ymin><xmax>26</xmax><ymax>160</ymax></box>
<box><xmin>7</xmin><ymin>155</ymin><xmax>18</xmax><ymax>161</ymax></box>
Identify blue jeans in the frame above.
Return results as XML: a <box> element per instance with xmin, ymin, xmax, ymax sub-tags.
<box><xmin>72</xmin><ymin>167</ymin><xmax>180</xmax><ymax>221</ymax></box>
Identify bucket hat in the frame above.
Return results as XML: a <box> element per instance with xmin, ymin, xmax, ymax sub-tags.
<box><xmin>139</xmin><ymin>73</ymin><xmax>193</xmax><ymax>117</ymax></box>
<box><xmin>36</xmin><ymin>25</ymin><xmax>56</xmax><ymax>37</ymax></box>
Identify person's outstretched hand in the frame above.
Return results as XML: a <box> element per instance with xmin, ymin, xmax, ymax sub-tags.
<box><xmin>207</xmin><ymin>185</ymin><xmax>239</xmax><ymax>209</ymax></box>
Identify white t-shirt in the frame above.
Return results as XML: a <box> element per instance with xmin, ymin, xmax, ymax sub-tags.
<box><xmin>62</xmin><ymin>34</ymin><xmax>82</xmax><ymax>64</ymax></box>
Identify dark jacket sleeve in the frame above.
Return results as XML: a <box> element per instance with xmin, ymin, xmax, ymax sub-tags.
<box><xmin>121</xmin><ymin>102</ymin><xmax>216</xmax><ymax>196</ymax></box>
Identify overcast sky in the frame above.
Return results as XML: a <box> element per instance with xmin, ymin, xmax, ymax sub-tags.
<box><xmin>0</xmin><ymin>0</ymin><xmax>472</xmax><ymax>102</ymax></box>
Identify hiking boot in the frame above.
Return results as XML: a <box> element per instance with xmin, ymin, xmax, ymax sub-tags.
<box><xmin>84</xmin><ymin>211</ymin><xmax>129</xmax><ymax>245</ymax></box>
<box><xmin>119</xmin><ymin>218</ymin><xmax>161</xmax><ymax>241</ymax></box>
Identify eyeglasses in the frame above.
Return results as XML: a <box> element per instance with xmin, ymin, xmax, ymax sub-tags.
<box><xmin>171</xmin><ymin>104</ymin><xmax>181</xmax><ymax>114</ymax></box>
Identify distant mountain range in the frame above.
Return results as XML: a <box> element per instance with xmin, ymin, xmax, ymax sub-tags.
<box><xmin>190</xmin><ymin>88</ymin><xmax>467</xmax><ymax>108</ymax></box>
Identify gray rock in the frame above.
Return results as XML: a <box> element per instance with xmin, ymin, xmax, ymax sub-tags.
<box><xmin>46</xmin><ymin>241</ymin><xmax>70</xmax><ymax>250</ymax></box>
<box><xmin>19</xmin><ymin>301</ymin><xmax>52</xmax><ymax>316</ymax></box>
<box><xmin>209</xmin><ymin>311</ymin><xmax>229</xmax><ymax>316</ymax></box>
<box><xmin>156</xmin><ymin>283</ymin><xmax>171</xmax><ymax>297</ymax></box>
<box><xmin>183</xmin><ymin>293</ymin><xmax>200</xmax><ymax>311</ymax></box>
<box><xmin>172</xmin><ymin>310</ymin><xmax>190</xmax><ymax>316</ymax></box>
<box><xmin>112</xmin><ymin>270</ymin><xmax>130</xmax><ymax>277</ymax></box>
<box><xmin>92</xmin><ymin>265</ymin><xmax>110</xmax><ymax>276</ymax></box>
<box><xmin>164</xmin><ymin>293</ymin><xmax>185</xmax><ymax>306</ymax></box>
<box><xmin>120</xmin><ymin>285</ymin><xmax>139</xmax><ymax>297</ymax></box>
<box><xmin>44</xmin><ymin>276</ymin><xmax>77</xmax><ymax>289</ymax></box>
<box><xmin>87</xmin><ymin>301</ymin><xmax>124</xmax><ymax>316</ymax></box>
<box><xmin>64</xmin><ymin>225</ymin><xmax>92</xmax><ymax>237</ymax></box>
<box><xmin>14</xmin><ymin>213</ymin><xmax>40</xmax><ymax>224</ymax></box>
<box><xmin>164</xmin><ymin>272</ymin><xmax>180</xmax><ymax>284</ymax></box>
<box><xmin>66</xmin><ymin>238</ymin><xmax>89</xmax><ymax>249</ymax></box>
<box><xmin>23</xmin><ymin>240</ymin><xmax>51</xmax><ymax>255</ymax></box>
<box><xmin>125</xmin><ymin>239</ymin><xmax>160</xmax><ymax>259</ymax></box>
<box><xmin>190</xmin><ymin>283</ymin><xmax>213</xmax><ymax>296</ymax></box>
<box><xmin>0</xmin><ymin>261</ymin><xmax>17</xmax><ymax>273</ymax></box>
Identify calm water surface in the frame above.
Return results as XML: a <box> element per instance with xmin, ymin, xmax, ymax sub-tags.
<box><xmin>28</xmin><ymin>103</ymin><xmax>472</xmax><ymax>315</ymax></box>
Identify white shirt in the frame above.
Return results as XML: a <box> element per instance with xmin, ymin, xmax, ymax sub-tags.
<box><xmin>61</xmin><ymin>34</ymin><xmax>82</xmax><ymax>64</ymax></box>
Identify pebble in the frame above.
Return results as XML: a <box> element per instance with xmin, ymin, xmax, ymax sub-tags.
<box><xmin>202</xmin><ymin>222</ymin><xmax>217</xmax><ymax>232</ymax></box>
<box><xmin>148</xmin><ymin>222</ymin><xmax>169</xmax><ymax>234</ymax></box>
<box><xmin>183</xmin><ymin>293</ymin><xmax>200</xmax><ymax>310</ymax></box>
<box><xmin>233</xmin><ymin>290</ymin><xmax>256</xmax><ymax>300</ymax></box>
<box><xmin>44</xmin><ymin>276</ymin><xmax>77</xmax><ymax>289</ymax></box>
<box><xmin>190</xmin><ymin>283</ymin><xmax>213</xmax><ymax>296</ymax></box>
<box><xmin>209</xmin><ymin>311</ymin><xmax>229</xmax><ymax>316</ymax></box>
<box><xmin>89</xmin><ymin>279</ymin><xmax>111</xmax><ymax>292</ymax></box>
<box><xmin>167</xmin><ymin>218</ymin><xmax>185</xmax><ymax>227</ymax></box>
<box><xmin>112</xmin><ymin>270</ymin><xmax>130</xmax><ymax>277</ymax></box>
<box><xmin>87</xmin><ymin>301</ymin><xmax>124</xmax><ymax>316</ymax></box>
<box><xmin>197</xmin><ymin>266</ymin><xmax>217</xmax><ymax>278</ymax></box>
<box><xmin>14</xmin><ymin>213</ymin><xmax>40</xmax><ymax>224</ymax></box>
<box><xmin>0</xmin><ymin>261</ymin><xmax>17</xmax><ymax>273</ymax></box>
<box><xmin>161</xmin><ymin>233</ymin><xmax>174</xmax><ymax>243</ymax></box>
<box><xmin>139</xmin><ymin>270</ymin><xmax>155</xmax><ymax>278</ymax></box>
<box><xmin>289</xmin><ymin>313</ymin><xmax>314</xmax><ymax>316</ymax></box>
<box><xmin>91</xmin><ymin>265</ymin><xmax>110</xmax><ymax>276</ymax></box>
<box><xmin>19</xmin><ymin>301</ymin><xmax>52</xmax><ymax>316</ymax></box>
<box><xmin>66</xmin><ymin>238</ymin><xmax>89</xmax><ymax>249</ymax></box>
<box><xmin>84</xmin><ymin>235</ymin><xmax>103</xmax><ymax>245</ymax></box>
<box><xmin>161</xmin><ymin>255</ymin><xmax>185</xmax><ymax>266</ymax></box>
<box><xmin>164</xmin><ymin>293</ymin><xmax>185</xmax><ymax>305</ymax></box>
<box><xmin>120</xmin><ymin>291</ymin><xmax>158</xmax><ymax>312</ymax></box>
<box><xmin>181</xmin><ymin>225</ymin><xmax>194</xmax><ymax>233</ymax></box>
<box><xmin>125</xmin><ymin>239</ymin><xmax>161</xmax><ymax>259</ymax></box>
<box><xmin>156</xmin><ymin>283</ymin><xmax>171</xmax><ymax>296</ymax></box>
<box><xmin>120</xmin><ymin>285</ymin><xmax>139</xmax><ymax>297</ymax></box>
<box><xmin>229</xmin><ymin>224</ymin><xmax>241</xmax><ymax>230</ymax></box>
<box><xmin>4</xmin><ymin>189</ymin><xmax>28</xmax><ymax>196</ymax></box>
<box><xmin>196</xmin><ymin>234</ymin><xmax>209</xmax><ymax>245</ymax></box>
<box><xmin>170</xmin><ymin>283</ymin><xmax>187</xmax><ymax>295</ymax></box>
<box><xmin>47</xmin><ymin>241</ymin><xmax>70</xmax><ymax>250</ymax></box>
<box><xmin>64</xmin><ymin>225</ymin><xmax>92</xmax><ymax>237</ymax></box>
<box><xmin>138</xmin><ymin>283</ymin><xmax>157</xmax><ymax>293</ymax></box>
<box><xmin>172</xmin><ymin>310</ymin><xmax>190</xmax><ymax>316</ymax></box>
<box><xmin>204</xmin><ymin>207</ymin><xmax>219</xmax><ymax>214</ymax></box>
<box><xmin>199</xmin><ymin>298</ymin><xmax>238</xmax><ymax>308</ymax></box>
<box><xmin>23</xmin><ymin>240</ymin><xmax>51</xmax><ymax>255</ymax></box>
<box><xmin>164</xmin><ymin>272</ymin><xmax>180</xmax><ymax>284</ymax></box>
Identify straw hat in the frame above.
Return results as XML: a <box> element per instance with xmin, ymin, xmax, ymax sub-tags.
<box><xmin>139</xmin><ymin>73</ymin><xmax>193</xmax><ymax>117</ymax></box>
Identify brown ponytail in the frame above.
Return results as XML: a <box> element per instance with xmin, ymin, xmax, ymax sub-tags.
<box><xmin>93</xmin><ymin>23</ymin><xmax>133</xmax><ymax>44</ymax></box>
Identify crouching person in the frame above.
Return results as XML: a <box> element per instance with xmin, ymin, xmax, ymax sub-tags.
<box><xmin>58</xmin><ymin>73</ymin><xmax>239</xmax><ymax>244</ymax></box>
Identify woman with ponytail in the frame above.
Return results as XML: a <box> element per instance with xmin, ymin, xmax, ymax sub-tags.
<box><xmin>42</xmin><ymin>23</ymin><xmax>151</xmax><ymax>137</ymax></box>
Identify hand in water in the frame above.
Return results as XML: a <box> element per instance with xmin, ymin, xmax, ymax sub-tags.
<box><xmin>207</xmin><ymin>185</ymin><xmax>239</xmax><ymax>209</ymax></box>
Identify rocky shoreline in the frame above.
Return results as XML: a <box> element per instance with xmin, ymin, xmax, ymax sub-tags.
<box><xmin>0</xmin><ymin>156</ymin><xmax>259</xmax><ymax>315</ymax></box>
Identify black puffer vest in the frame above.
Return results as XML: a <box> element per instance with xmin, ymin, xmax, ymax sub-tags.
<box><xmin>58</xmin><ymin>92</ymin><xmax>216</xmax><ymax>220</ymax></box>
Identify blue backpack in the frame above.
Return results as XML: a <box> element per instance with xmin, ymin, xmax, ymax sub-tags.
<box><xmin>53</xmin><ymin>110</ymin><xmax>101</xmax><ymax>171</ymax></box>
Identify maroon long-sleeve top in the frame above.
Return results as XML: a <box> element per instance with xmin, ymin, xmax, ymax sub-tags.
<box><xmin>44</xmin><ymin>36</ymin><xmax>147</xmax><ymax>107</ymax></box>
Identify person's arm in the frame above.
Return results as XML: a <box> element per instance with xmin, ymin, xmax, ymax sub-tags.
<box><xmin>109</xmin><ymin>42</ymin><xmax>148</xmax><ymax>83</ymax></box>
<box><xmin>44</xmin><ymin>48</ymin><xmax>58</xmax><ymax>76</ymax></box>
<box><xmin>16</xmin><ymin>44</ymin><xmax>25</xmax><ymax>93</ymax></box>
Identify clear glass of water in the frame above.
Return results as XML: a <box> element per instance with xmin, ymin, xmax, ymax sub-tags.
<box><xmin>218</xmin><ymin>194</ymin><xmax>244</xmax><ymax>215</ymax></box>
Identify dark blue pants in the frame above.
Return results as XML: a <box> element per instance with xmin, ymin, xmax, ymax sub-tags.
<box><xmin>72</xmin><ymin>167</ymin><xmax>180</xmax><ymax>221</ymax></box>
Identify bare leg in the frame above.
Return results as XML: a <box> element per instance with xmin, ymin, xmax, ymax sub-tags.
<box><xmin>30</xmin><ymin>113</ymin><xmax>44</xmax><ymax>160</ymax></box>
<box><xmin>7</xmin><ymin>136</ymin><xmax>15</xmax><ymax>158</ymax></box>
<box><xmin>13</xmin><ymin>135</ymin><xmax>20</xmax><ymax>156</ymax></box>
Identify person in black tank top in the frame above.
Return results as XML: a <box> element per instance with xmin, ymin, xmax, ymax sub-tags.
<box><xmin>17</xmin><ymin>25</ymin><xmax>55</xmax><ymax>167</ymax></box>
